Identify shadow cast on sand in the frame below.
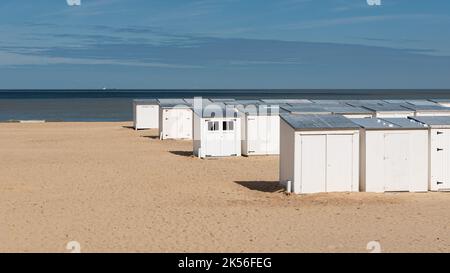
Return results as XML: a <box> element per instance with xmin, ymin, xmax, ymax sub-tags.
<box><xmin>235</xmin><ymin>181</ymin><xmax>284</xmax><ymax>193</ymax></box>
<box><xmin>169</xmin><ymin>151</ymin><xmax>194</xmax><ymax>157</ymax></box>
<box><xmin>142</xmin><ymin>135</ymin><xmax>160</xmax><ymax>140</ymax></box>
<box><xmin>122</xmin><ymin>125</ymin><xmax>135</xmax><ymax>130</ymax></box>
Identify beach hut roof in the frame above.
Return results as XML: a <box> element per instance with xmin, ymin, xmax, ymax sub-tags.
<box><xmin>133</xmin><ymin>99</ymin><xmax>158</xmax><ymax>104</ymax></box>
<box><xmin>350</xmin><ymin>118</ymin><xmax>426</xmax><ymax>129</ymax></box>
<box><xmin>281</xmin><ymin>105</ymin><xmax>331</xmax><ymax>114</ymax></box>
<box><xmin>405</xmin><ymin>100</ymin><xmax>438</xmax><ymax>106</ymax></box>
<box><xmin>238</xmin><ymin>104</ymin><xmax>281</xmax><ymax>116</ymax></box>
<box><xmin>157</xmin><ymin>98</ymin><xmax>186</xmax><ymax>105</ymax></box>
<box><xmin>361</xmin><ymin>103</ymin><xmax>413</xmax><ymax>112</ymax></box>
<box><xmin>410</xmin><ymin>116</ymin><xmax>450</xmax><ymax>128</ymax></box>
<box><xmin>197</xmin><ymin>103</ymin><xmax>239</xmax><ymax>118</ymax></box>
<box><xmin>226</xmin><ymin>99</ymin><xmax>263</xmax><ymax>105</ymax></box>
<box><xmin>159</xmin><ymin>102</ymin><xmax>191</xmax><ymax>109</ymax></box>
<box><xmin>262</xmin><ymin>99</ymin><xmax>312</xmax><ymax>104</ymax></box>
<box><xmin>345</xmin><ymin>100</ymin><xmax>386</xmax><ymax>107</ymax></box>
<box><xmin>321</xmin><ymin>105</ymin><xmax>373</xmax><ymax>115</ymax></box>
<box><xmin>430</xmin><ymin>99</ymin><xmax>450</xmax><ymax>103</ymax></box>
<box><xmin>209</xmin><ymin>98</ymin><xmax>236</xmax><ymax>102</ymax></box>
<box><xmin>401</xmin><ymin>104</ymin><xmax>450</xmax><ymax>112</ymax></box>
<box><xmin>281</xmin><ymin>113</ymin><xmax>360</xmax><ymax>130</ymax></box>
<box><xmin>310</xmin><ymin>99</ymin><xmax>346</xmax><ymax>104</ymax></box>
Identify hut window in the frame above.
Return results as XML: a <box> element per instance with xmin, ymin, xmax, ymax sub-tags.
<box><xmin>208</xmin><ymin>121</ymin><xmax>219</xmax><ymax>131</ymax></box>
<box><xmin>223</xmin><ymin>121</ymin><xmax>234</xmax><ymax>131</ymax></box>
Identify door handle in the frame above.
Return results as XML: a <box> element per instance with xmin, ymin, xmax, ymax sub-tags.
<box><xmin>437</xmin><ymin>131</ymin><xmax>444</xmax><ymax>135</ymax></box>
<box><xmin>437</xmin><ymin>148</ymin><xmax>444</xmax><ymax>152</ymax></box>
<box><xmin>437</xmin><ymin>181</ymin><xmax>444</xmax><ymax>185</ymax></box>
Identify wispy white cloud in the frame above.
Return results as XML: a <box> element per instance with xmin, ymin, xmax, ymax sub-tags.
<box><xmin>279</xmin><ymin>14</ymin><xmax>438</xmax><ymax>30</ymax></box>
<box><xmin>0</xmin><ymin>51</ymin><xmax>202</xmax><ymax>69</ymax></box>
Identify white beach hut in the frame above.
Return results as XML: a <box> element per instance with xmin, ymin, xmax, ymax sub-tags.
<box><xmin>279</xmin><ymin>114</ymin><xmax>360</xmax><ymax>194</ymax></box>
<box><xmin>240</xmin><ymin>105</ymin><xmax>280</xmax><ymax>156</ymax></box>
<box><xmin>360</xmin><ymin>103</ymin><xmax>415</xmax><ymax>118</ymax></box>
<box><xmin>351</xmin><ymin>118</ymin><xmax>428</xmax><ymax>193</ymax></box>
<box><xmin>133</xmin><ymin>99</ymin><xmax>159</xmax><ymax>130</ymax></box>
<box><xmin>410</xmin><ymin>116</ymin><xmax>450</xmax><ymax>191</ymax></box>
<box><xmin>159</xmin><ymin>101</ymin><xmax>193</xmax><ymax>140</ymax></box>
<box><xmin>193</xmin><ymin>104</ymin><xmax>241</xmax><ymax>158</ymax></box>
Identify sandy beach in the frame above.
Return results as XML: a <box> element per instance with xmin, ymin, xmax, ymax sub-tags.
<box><xmin>0</xmin><ymin>122</ymin><xmax>449</xmax><ymax>253</ymax></box>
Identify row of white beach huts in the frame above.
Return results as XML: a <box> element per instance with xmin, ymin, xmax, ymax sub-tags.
<box><xmin>133</xmin><ymin>98</ymin><xmax>450</xmax><ymax>194</ymax></box>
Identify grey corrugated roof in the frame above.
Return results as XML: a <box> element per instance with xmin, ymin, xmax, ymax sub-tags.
<box><xmin>321</xmin><ymin>105</ymin><xmax>373</xmax><ymax>115</ymax></box>
<box><xmin>197</xmin><ymin>104</ymin><xmax>239</xmax><ymax>118</ymax></box>
<box><xmin>310</xmin><ymin>99</ymin><xmax>345</xmax><ymax>104</ymax></box>
<box><xmin>159</xmin><ymin>102</ymin><xmax>191</xmax><ymax>109</ymax></box>
<box><xmin>133</xmin><ymin>99</ymin><xmax>158</xmax><ymax>104</ymax></box>
<box><xmin>350</xmin><ymin>118</ymin><xmax>399</xmax><ymax>129</ymax></box>
<box><xmin>209</xmin><ymin>98</ymin><xmax>236</xmax><ymax>102</ymax></box>
<box><xmin>157</xmin><ymin>98</ymin><xmax>186</xmax><ymax>105</ymax></box>
<box><xmin>410</xmin><ymin>116</ymin><xmax>450</xmax><ymax>127</ymax></box>
<box><xmin>281</xmin><ymin>105</ymin><xmax>331</xmax><ymax>114</ymax></box>
<box><xmin>281</xmin><ymin>114</ymin><xmax>360</xmax><ymax>130</ymax></box>
<box><xmin>224</xmin><ymin>99</ymin><xmax>262</xmax><ymax>105</ymax></box>
<box><xmin>350</xmin><ymin>118</ymin><xmax>426</xmax><ymax>129</ymax></box>
<box><xmin>401</xmin><ymin>104</ymin><xmax>450</xmax><ymax>112</ymax></box>
<box><xmin>262</xmin><ymin>99</ymin><xmax>312</xmax><ymax>104</ymax></box>
<box><xmin>405</xmin><ymin>100</ymin><xmax>438</xmax><ymax>106</ymax></box>
<box><xmin>345</xmin><ymin>100</ymin><xmax>386</xmax><ymax>107</ymax></box>
<box><xmin>430</xmin><ymin>99</ymin><xmax>450</xmax><ymax>103</ymax></box>
<box><xmin>361</xmin><ymin>103</ymin><xmax>414</xmax><ymax>112</ymax></box>
<box><xmin>183</xmin><ymin>98</ymin><xmax>212</xmax><ymax>106</ymax></box>
<box><xmin>381</xmin><ymin>118</ymin><xmax>428</xmax><ymax>128</ymax></box>
<box><xmin>383</xmin><ymin>99</ymin><xmax>406</xmax><ymax>104</ymax></box>
<box><xmin>238</xmin><ymin>105</ymin><xmax>281</xmax><ymax>116</ymax></box>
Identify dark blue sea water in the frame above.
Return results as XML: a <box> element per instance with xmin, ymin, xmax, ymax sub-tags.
<box><xmin>1</xmin><ymin>90</ymin><xmax>450</xmax><ymax>122</ymax></box>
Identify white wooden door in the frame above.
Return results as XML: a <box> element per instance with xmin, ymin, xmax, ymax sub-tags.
<box><xmin>246</xmin><ymin>117</ymin><xmax>258</xmax><ymax>154</ymax></box>
<box><xmin>326</xmin><ymin>135</ymin><xmax>354</xmax><ymax>192</ymax></box>
<box><xmin>265</xmin><ymin>116</ymin><xmax>279</xmax><ymax>154</ymax></box>
<box><xmin>431</xmin><ymin>129</ymin><xmax>450</xmax><ymax>190</ymax></box>
<box><xmin>204</xmin><ymin>120</ymin><xmax>222</xmax><ymax>156</ymax></box>
<box><xmin>300</xmin><ymin>135</ymin><xmax>326</xmax><ymax>193</ymax></box>
<box><xmin>384</xmin><ymin>133</ymin><xmax>410</xmax><ymax>191</ymax></box>
<box><xmin>178</xmin><ymin>109</ymin><xmax>192</xmax><ymax>139</ymax></box>
<box><xmin>258</xmin><ymin>116</ymin><xmax>269</xmax><ymax>154</ymax></box>
<box><xmin>269</xmin><ymin>116</ymin><xmax>280</xmax><ymax>154</ymax></box>
<box><xmin>163</xmin><ymin>110</ymin><xmax>177</xmax><ymax>139</ymax></box>
<box><xmin>221</xmin><ymin>119</ymin><xmax>237</xmax><ymax>156</ymax></box>
<box><xmin>148</xmin><ymin>105</ymin><xmax>159</xmax><ymax>128</ymax></box>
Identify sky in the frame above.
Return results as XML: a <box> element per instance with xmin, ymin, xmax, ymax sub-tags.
<box><xmin>0</xmin><ymin>0</ymin><xmax>449</xmax><ymax>89</ymax></box>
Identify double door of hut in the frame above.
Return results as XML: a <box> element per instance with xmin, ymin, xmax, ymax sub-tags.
<box><xmin>430</xmin><ymin>128</ymin><xmax>450</xmax><ymax>191</ymax></box>
<box><xmin>299</xmin><ymin>134</ymin><xmax>356</xmax><ymax>193</ymax></box>
<box><xmin>203</xmin><ymin>118</ymin><xmax>239</xmax><ymax>157</ymax></box>
<box><xmin>246</xmin><ymin>116</ymin><xmax>279</xmax><ymax>155</ymax></box>
<box><xmin>163</xmin><ymin>109</ymin><xmax>192</xmax><ymax>139</ymax></box>
<box><xmin>135</xmin><ymin>104</ymin><xmax>159</xmax><ymax>129</ymax></box>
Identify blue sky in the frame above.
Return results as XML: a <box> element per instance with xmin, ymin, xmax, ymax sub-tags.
<box><xmin>0</xmin><ymin>0</ymin><xmax>449</xmax><ymax>89</ymax></box>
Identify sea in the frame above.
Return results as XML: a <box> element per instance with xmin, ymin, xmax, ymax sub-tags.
<box><xmin>1</xmin><ymin>89</ymin><xmax>450</xmax><ymax>122</ymax></box>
